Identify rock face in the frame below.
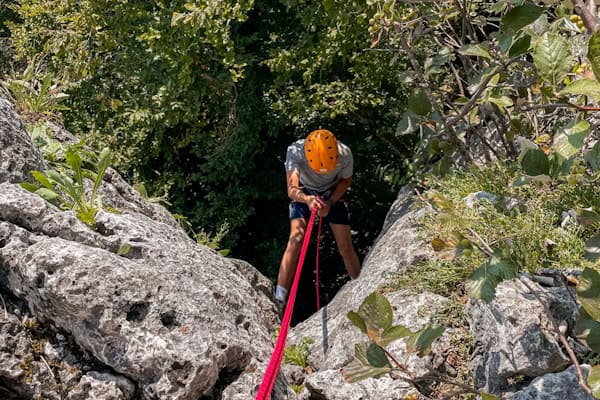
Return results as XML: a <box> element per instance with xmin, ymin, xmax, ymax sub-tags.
<box><xmin>0</xmin><ymin>96</ymin><xmax>45</xmax><ymax>183</ymax></box>
<box><xmin>286</xmin><ymin>187</ymin><xmax>451</xmax><ymax>399</ymax></box>
<box><xmin>510</xmin><ymin>364</ymin><xmax>594</xmax><ymax>400</ymax></box>
<box><xmin>0</xmin><ymin>97</ymin><xmax>287</xmax><ymax>399</ymax></box>
<box><xmin>467</xmin><ymin>277</ymin><xmax>577</xmax><ymax>394</ymax></box>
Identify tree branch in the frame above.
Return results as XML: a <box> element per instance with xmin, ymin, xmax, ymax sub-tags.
<box><xmin>574</xmin><ymin>0</ymin><xmax>599</xmax><ymax>33</ymax></box>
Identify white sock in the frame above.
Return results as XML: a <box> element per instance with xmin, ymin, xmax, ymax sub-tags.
<box><xmin>275</xmin><ymin>285</ymin><xmax>288</xmax><ymax>301</ymax></box>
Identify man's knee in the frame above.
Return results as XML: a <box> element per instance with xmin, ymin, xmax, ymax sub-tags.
<box><xmin>287</xmin><ymin>230</ymin><xmax>305</xmax><ymax>249</ymax></box>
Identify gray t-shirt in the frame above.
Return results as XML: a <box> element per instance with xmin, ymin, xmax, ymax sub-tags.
<box><xmin>284</xmin><ymin>139</ymin><xmax>353</xmax><ymax>192</ymax></box>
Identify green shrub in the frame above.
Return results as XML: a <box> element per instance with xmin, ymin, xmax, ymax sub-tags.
<box><xmin>407</xmin><ymin>160</ymin><xmax>600</xmax><ymax>301</ymax></box>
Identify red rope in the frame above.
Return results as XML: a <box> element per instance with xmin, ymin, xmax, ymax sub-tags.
<box><xmin>315</xmin><ymin>215</ymin><xmax>322</xmax><ymax>311</ymax></box>
<box><xmin>255</xmin><ymin>206</ymin><xmax>318</xmax><ymax>400</ymax></box>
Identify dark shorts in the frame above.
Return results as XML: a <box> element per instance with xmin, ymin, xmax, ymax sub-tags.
<box><xmin>289</xmin><ymin>187</ymin><xmax>350</xmax><ymax>225</ymax></box>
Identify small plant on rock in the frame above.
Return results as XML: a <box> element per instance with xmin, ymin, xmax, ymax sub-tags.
<box><xmin>341</xmin><ymin>291</ymin><xmax>498</xmax><ymax>398</ymax></box>
<box><xmin>283</xmin><ymin>336</ymin><xmax>314</xmax><ymax>369</ymax></box>
<box><xmin>20</xmin><ymin>146</ymin><xmax>111</xmax><ymax>226</ymax></box>
<box><xmin>1</xmin><ymin>58</ymin><xmax>69</xmax><ymax>119</ymax></box>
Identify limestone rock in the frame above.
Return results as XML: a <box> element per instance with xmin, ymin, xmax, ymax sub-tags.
<box><xmin>510</xmin><ymin>365</ymin><xmax>594</xmax><ymax>400</ymax></box>
<box><xmin>0</xmin><ymin>96</ymin><xmax>45</xmax><ymax>183</ymax></box>
<box><xmin>66</xmin><ymin>373</ymin><xmax>134</xmax><ymax>400</ymax></box>
<box><xmin>467</xmin><ymin>276</ymin><xmax>577</xmax><ymax>393</ymax></box>
<box><xmin>300</xmin><ymin>369</ymin><xmax>418</xmax><ymax>400</ymax></box>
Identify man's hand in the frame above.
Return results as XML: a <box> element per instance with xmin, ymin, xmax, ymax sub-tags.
<box><xmin>306</xmin><ymin>196</ymin><xmax>330</xmax><ymax>217</ymax></box>
<box><xmin>317</xmin><ymin>199</ymin><xmax>331</xmax><ymax>217</ymax></box>
<box><xmin>306</xmin><ymin>196</ymin><xmax>326</xmax><ymax>213</ymax></box>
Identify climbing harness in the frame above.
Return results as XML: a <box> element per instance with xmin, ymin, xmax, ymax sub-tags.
<box><xmin>255</xmin><ymin>205</ymin><xmax>321</xmax><ymax>400</ymax></box>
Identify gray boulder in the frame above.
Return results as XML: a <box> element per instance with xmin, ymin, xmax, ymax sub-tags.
<box><xmin>510</xmin><ymin>364</ymin><xmax>594</xmax><ymax>400</ymax></box>
<box><xmin>467</xmin><ymin>276</ymin><xmax>577</xmax><ymax>393</ymax></box>
<box><xmin>0</xmin><ymin>95</ymin><xmax>45</xmax><ymax>183</ymax></box>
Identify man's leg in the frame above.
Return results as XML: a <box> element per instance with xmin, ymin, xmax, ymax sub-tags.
<box><xmin>329</xmin><ymin>223</ymin><xmax>361</xmax><ymax>279</ymax></box>
<box><xmin>277</xmin><ymin>218</ymin><xmax>308</xmax><ymax>292</ymax></box>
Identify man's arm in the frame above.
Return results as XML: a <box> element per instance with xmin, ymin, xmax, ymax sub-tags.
<box><xmin>286</xmin><ymin>170</ymin><xmax>323</xmax><ymax>210</ymax></box>
<box><xmin>329</xmin><ymin>177</ymin><xmax>352</xmax><ymax>205</ymax></box>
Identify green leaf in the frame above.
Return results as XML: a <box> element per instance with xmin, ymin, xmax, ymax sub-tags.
<box><xmin>509</xmin><ymin>34</ymin><xmax>531</xmax><ymax>57</ymax></box>
<box><xmin>533</xmin><ymin>33</ymin><xmax>572</xmax><ymax>87</ymax></box>
<box><xmin>19</xmin><ymin>182</ymin><xmax>39</xmax><ymax>192</ymax></box>
<box><xmin>588</xmin><ymin>31</ymin><xmax>600</xmax><ymax>84</ymax></box>
<box><xmin>560</xmin><ymin>79</ymin><xmax>600</xmax><ymax>100</ymax></box>
<box><xmin>406</xmin><ymin>324</ymin><xmax>445</xmax><ymax>356</ymax></box>
<box><xmin>347</xmin><ymin>310</ymin><xmax>368</xmax><ymax>335</ymax></box>
<box><xmin>408</xmin><ymin>90</ymin><xmax>432</xmax><ymax>116</ymax></box>
<box><xmin>577</xmin><ymin>268</ymin><xmax>600</xmax><ymax>320</ymax></box>
<box><xmin>341</xmin><ymin>342</ymin><xmax>392</xmax><ymax>383</ymax></box>
<box><xmin>396</xmin><ymin>111</ymin><xmax>420</xmax><ymax>136</ymax></box>
<box><xmin>575</xmin><ymin>309</ymin><xmax>600</xmax><ymax>352</ymax></box>
<box><xmin>585</xmin><ymin>235</ymin><xmax>600</xmax><ymax>263</ymax></box>
<box><xmin>117</xmin><ymin>243</ymin><xmax>131</xmax><ymax>256</ymax></box>
<box><xmin>501</xmin><ymin>3</ymin><xmax>544</xmax><ymax>32</ymax></box>
<box><xmin>30</xmin><ymin>170</ymin><xmax>55</xmax><ymax>190</ymax></box>
<box><xmin>482</xmin><ymin>393</ymin><xmax>500</xmax><ymax>400</ymax></box>
<box><xmin>45</xmin><ymin>169</ymin><xmax>65</xmax><ymax>187</ymax></box>
<box><xmin>357</xmin><ymin>292</ymin><xmax>393</xmax><ymax>342</ymax></box>
<box><xmin>552</xmin><ymin>119</ymin><xmax>590</xmax><ymax>159</ymax></box>
<box><xmin>459</xmin><ymin>43</ymin><xmax>491</xmax><ymax>59</ymax></box>
<box><xmin>34</xmin><ymin>188</ymin><xmax>62</xmax><ymax>204</ymax></box>
<box><xmin>519</xmin><ymin>147</ymin><xmax>550</xmax><ymax>176</ymax></box>
<box><xmin>219</xmin><ymin>249</ymin><xmax>231</xmax><ymax>257</ymax></box>
<box><xmin>488</xmin><ymin>95</ymin><xmax>513</xmax><ymax>108</ymax></box>
<box><xmin>585</xmin><ymin>142</ymin><xmax>600</xmax><ymax>172</ymax></box>
<box><xmin>366</xmin><ymin>343</ymin><xmax>390</xmax><ymax>368</ymax></box>
<box><xmin>91</xmin><ymin>147</ymin><xmax>111</xmax><ymax>203</ymax></box>
<box><xmin>588</xmin><ymin>365</ymin><xmax>600</xmax><ymax>399</ymax></box>
<box><xmin>466</xmin><ymin>252</ymin><xmax>516</xmax><ymax>302</ymax></box>
<box><xmin>65</xmin><ymin>150</ymin><xmax>83</xmax><ymax>187</ymax></box>
<box><xmin>381</xmin><ymin>324</ymin><xmax>412</xmax><ymax>347</ymax></box>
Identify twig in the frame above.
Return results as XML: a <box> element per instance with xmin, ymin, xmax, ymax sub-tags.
<box><xmin>397</xmin><ymin>34</ymin><xmax>473</xmax><ymax>163</ymax></box>
<box><xmin>449</xmin><ymin>62</ymin><xmax>465</xmax><ymax>97</ymax></box>
<box><xmin>466</xmin><ymin>228</ymin><xmax>494</xmax><ymax>255</ymax></box>
<box><xmin>414</xmin><ymin>188</ymin><xmax>435</xmax><ymax>211</ymax></box>
<box><xmin>40</xmin><ymin>355</ymin><xmax>55</xmax><ymax>380</ymax></box>
<box><xmin>558</xmin><ymin>332</ymin><xmax>592</xmax><ymax>395</ymax></box>
<box><xmin>416</xmin><ymin>372</ymin><xmax>478</xmax><ymax>395</ymax></box>
<box><xmin>521</xmin><ymin>102</ymin><xmax>600</xmax><ymax>112</ymax></box>
<box><xmin>382</xmin><ymin>346</ymin><xmax>413</xmax><ymax>378</ymax></box>
<box><xmin>574</xmin><ymin>0</ymin><xmax>599</xmax><ymax>33</ymax></box>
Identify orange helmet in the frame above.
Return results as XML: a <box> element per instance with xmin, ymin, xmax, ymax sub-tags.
<box><xmin>304</xmin><ymin>129</ymin><xmax>339</xmax><ymax>174</ymax></box>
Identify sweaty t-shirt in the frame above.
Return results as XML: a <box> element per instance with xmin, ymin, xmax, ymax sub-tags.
<box><xmin>284</xmin><ymin>139</ymin><xmax>353</xmax><ymax>192</ymax></box>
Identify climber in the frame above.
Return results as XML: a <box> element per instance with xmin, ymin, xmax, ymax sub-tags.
<box><xmin>274</xmin><ymin>129</ymin><xmax>361</xmax><ymax>316</ymax></box>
